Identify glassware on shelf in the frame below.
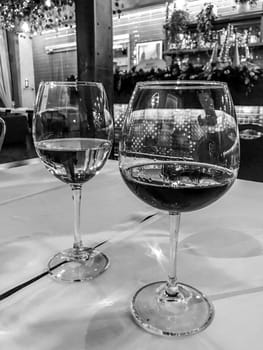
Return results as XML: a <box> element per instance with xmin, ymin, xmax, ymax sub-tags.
<box><xmin>119</xmin><ymin>80</ymin><xmax>240</xmax><ymax>336</ymax></box>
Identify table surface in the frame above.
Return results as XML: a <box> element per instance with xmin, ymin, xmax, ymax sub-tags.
<box><xmin>0</xmin><ymin>159</ymin><xmax>263</xmax><ymax>349</ymax></box>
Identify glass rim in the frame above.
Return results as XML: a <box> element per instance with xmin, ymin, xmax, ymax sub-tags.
<box><xmin>39</xmin><ymin>81</ymin><xmax>103</xmax><ymax>87</ymax></box>
<box><xmin>135</xmin><ymin>80</ymin><xmax>228</xmax><ymax>88</ymax></box>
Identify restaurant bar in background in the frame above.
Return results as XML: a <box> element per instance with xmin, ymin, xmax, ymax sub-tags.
<box><xmin>0</xmin><ymin>0</ymin><xmax>262</xmax><ymax>179</ymax></box>
<box><xmin>0</xmin><ymin>0</ymin><xmax>263</xmax><ymax>108</ymax></box>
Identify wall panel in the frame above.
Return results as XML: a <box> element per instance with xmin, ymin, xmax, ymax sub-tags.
<box><xmin>32</xmin><ymin>29</ymin><xmax>77</xmax><ymax>92</ymax></box>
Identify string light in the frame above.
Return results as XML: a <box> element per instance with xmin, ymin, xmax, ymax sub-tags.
<box><xmin>0</xmin><ymin>0</ymin><xmax>75</xmax><ymax>34</ymax></box>
<box><xmin>21</xmin><ymin>21</ymin><xmax>30</xmax><ymax>33</ymax></box>
<box><xmin>0</xmin><ymin>0</ymin><xmax>124</xmax><ymax>34</ymax></box>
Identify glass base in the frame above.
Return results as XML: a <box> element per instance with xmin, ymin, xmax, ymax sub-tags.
<box><xmin>131</xmin><ymin>281</ymin><xmax>214</xmax><ymax>337</ymax></box>
<box><xmin>47</xmin><ymin>247</ymin><xmax>109</xmax><ymax>282</ymax></box>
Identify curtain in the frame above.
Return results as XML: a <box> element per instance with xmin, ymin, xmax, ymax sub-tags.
<box><xmin>0</xmin><ymin>30</ymin><xmax>12</xmax><ymax>107</ymax></box>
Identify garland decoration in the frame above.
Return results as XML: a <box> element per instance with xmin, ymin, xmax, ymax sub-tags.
<box><xmin>114</xmin><ymin>62</ymin><xmax>263</xmax><ymax>102</ymax></box>
<box><xmin>112</xmin><ymin>0</ymin><xmax>124</xmax><ymax>18</ymax></box>
<box><xmin>0</xmin><ymin>0</ymin><xmax>124</xmax><ymax>34</ymax></box>
<box><xmin>0</xmin><ymin>0</ymin><xmax>75</xmax><ymax>34</ymax></box>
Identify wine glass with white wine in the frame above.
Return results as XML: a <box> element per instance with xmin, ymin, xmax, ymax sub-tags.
<box><xmin>33</xmin><ymin>81</ymin><xmax>114</xmax><ymax>282</ymax></box>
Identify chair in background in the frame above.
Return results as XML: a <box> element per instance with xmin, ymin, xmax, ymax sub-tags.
<box><xmin>238</xmin><ymin>123</ymin><xmax>263</xmax><ymax>182</ymax></box>
<box><xmin>0</xmin><ymin>117</ymin><xmax>6</xmax><ymax>151</ymax></box>
<box><xmin>1</xmin><ymin>114</ymin><xmax>29</xmax><ymax>147</ymax></box>
<box><xmin>0</xmin><ymin>114</ymin><xmax>36</xmax><ymax>164</ymax></box>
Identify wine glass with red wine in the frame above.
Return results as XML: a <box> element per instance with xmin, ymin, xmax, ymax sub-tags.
<box><xmin>33</xmin><ymin>81</ymin><xmax>113</xmax><ymax>282</ymax></box>
<box><xmin>119</xmin><ymin>81</ymin><xmax>239</xmax><ymax>336</ymax></box>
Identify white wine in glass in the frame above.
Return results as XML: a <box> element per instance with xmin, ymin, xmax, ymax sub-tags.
<box><xmin>33</xmin><ymin>81</ymin><xmax>114</xmax><ymax>282</ymax></box>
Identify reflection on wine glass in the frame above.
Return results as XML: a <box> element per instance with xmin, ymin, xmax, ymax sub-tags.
<box><xmin>119</xmin><ymin>81</ymin><xmax>239</xmax><ymax>336</ymax></box>
<box><xmin>33</xmin><ymin>81</ymin><xmax>114</xmax><ymax>282</ymax></box>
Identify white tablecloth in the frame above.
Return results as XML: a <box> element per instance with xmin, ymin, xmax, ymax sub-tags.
<box><xmin>0</xmin><ymin>159</ymin><xmax>262</xmax><ymax>349</ymax></box>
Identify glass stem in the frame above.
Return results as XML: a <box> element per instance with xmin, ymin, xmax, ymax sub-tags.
<box><xmin>166</xmin><ymin>211</ymin><xmax>181</xmax><ymax>296</ymax></box>
<box><xmin>71</xmin><ymin>184</ymin><xmax>83</xmax><ymax>251</ymax></box>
